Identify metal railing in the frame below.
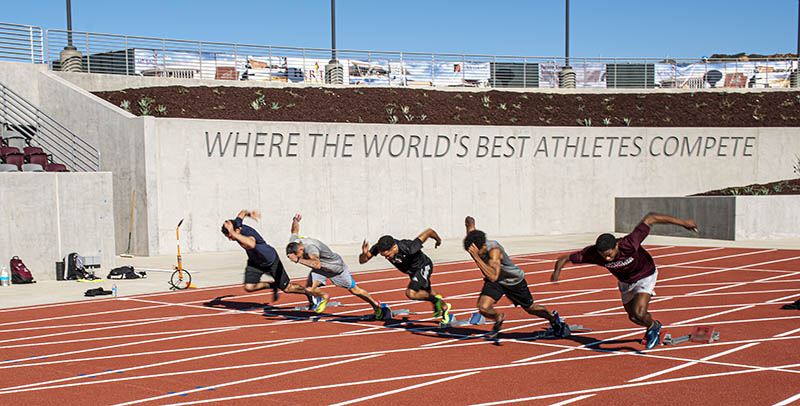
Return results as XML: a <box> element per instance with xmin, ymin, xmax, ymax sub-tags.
<box><xmin>0</xmin><ymin>22</ymin><xmax>44</xmax><ymax>64</ymax></box>
<box><xmin>0</xmin><ymin>81</ymin><xmax>100</xmax><ymax>172</ymax></box>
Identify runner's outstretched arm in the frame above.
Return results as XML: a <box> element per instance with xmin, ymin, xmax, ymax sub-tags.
<box><xmin>468</xmin><ymin>245</ymin><xmax>502</xmax><ymax>282</ymax></box>
<box><xmin>551</xmin><ymin>255</ymin><xmax>573</xmax><ymax>282</ymax></box>
<box><xmin>642</xmin><ymin>212</ymin><xmax>698</xmax><ymax>232</ymax></box>
<box><xmin>417</xmin><ymin>228</ymin><xmax>442</xmax><ymax>248</ymax></box>
<box><xmin>291</xmin><ymin>213</ymin><xmax>301</xmax><ymax>234</ymax></box>
<box><xmin>359</xmin><ymin>240</ymin><xmax>373</xmax><ymax>264</ymax></box>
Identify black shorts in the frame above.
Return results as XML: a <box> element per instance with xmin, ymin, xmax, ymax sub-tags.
<box><xmin>480</xmin><ymin>278</ymin><xmax>534</xmax><ymax>308</ymax></box>
<box><xmin>407</xmin><ymin>263</ymin><xmax>433</xmax><ymax>292</ymax></box>
<box><xmin>244</xmin><ymin>259</ymin><xmax>289</xmax><ymax>290</ymax></box>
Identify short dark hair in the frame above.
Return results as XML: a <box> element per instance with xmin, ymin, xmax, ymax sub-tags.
<box><xmin>372</xmin><ymin>235</ymin><xmax>396</xmax><ymax>253</ymax></box>
<box><xmin>596</xmin><ymin>233</ymin><xmax>617</xmax><ymax>252</ymax></box>
<box><xmin>220</xmin><ymin>219</ymin><xmax>238</xmax><ymax>236</ymax></box>
<box><xmin>463</xmin><ymin>230</ymin><xmax>486</xmax><ymax>251</ymax></box>
<box><xmin>286</xmin><ymin>241</ymin><xmax>301</xmax><ymax>255</ymax></box>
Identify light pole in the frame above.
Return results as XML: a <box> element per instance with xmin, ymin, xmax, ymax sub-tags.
<box><xmin>559</xmin><ymin>0</ymin><xmax>576</xmax><ymax>87</ymax></box>
<box><xmin>324</xmin><ymin>0</ymin><xmax>344</xmax><ymax>84</ymax></box>
<box><xmin>60</xmin><ymin>0</ymin><xmax>82</xmax><ymax>71</ymax></box>
<box><xmin>331</xmin><ymin>0</ymin><xmax>337</xmax><ymax>62</ymax></box>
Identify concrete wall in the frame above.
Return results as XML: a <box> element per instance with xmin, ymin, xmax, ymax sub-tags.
<box><xmin>616</xmin><ymin>196</ymin><xmax>800</xmax><ymax>240</ymax></box>
<box><xmin>736</xmin><ymin>196</ymin><xmax>800</xmax><ymax>240</ymax></box>
<box><xmin>0</xmin><ymin>172</ymin><xmax>115</xmax><ymax>281</ymax></box>
<box><xmin>615</xmin><ymin>197</ymin><xmax>735</xmax><ymax>239</ymax></box>
<box><xmin>0</xmin><ymin>61</ymin><xmax>45</xmax><ymax>104</ymax></box>
<box><xmin>35</xmin><ymin>71</ymin><xmax>154</xmax><ymax>256</ymax></box>
<box><xmin>148</xmin><ymin>122</ymin><xmax>800</xmax><ymax>255</ymax></box>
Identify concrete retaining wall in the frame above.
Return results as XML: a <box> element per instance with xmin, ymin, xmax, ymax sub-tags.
<box><xmin>616</xmin><ymin>195</ymin><xmax>800</xmax><ymax>240</ymax></box>
<box><xmin>0</xmin><ymin>172</ymin><xmax>115</xmax><ymax>281</ymax></box>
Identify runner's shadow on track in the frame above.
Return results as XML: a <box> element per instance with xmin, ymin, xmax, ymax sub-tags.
<box><xmin>203</xmin><ymin>295</ymin><xmax>273</xmax><ymax>311</ymax></box>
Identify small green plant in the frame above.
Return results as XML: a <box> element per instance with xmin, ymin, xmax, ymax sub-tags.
<box><xmin>119</xmin><ymin>100</ymin><xmax>131</xmax><ymax>112</ymax></box>
<box><xmin>250</xmin><ymin>101</ymin><xmax>261</xmax><ymax>110</ymax></box>
<box><xmin>583</xmin><ymin>118</ymin><xmax>592</xmax><ymax>127</ymax></box>
<box><xmin>603</xmin><ymin>118</ymin><xmax>611</xmax><ymax>126</ymax></box>
<box><xmin>635</xmin><ymin>105</ymin><xmax>644</xmax><ymax>111</ymax></box>
<box><xmin>401</xmin><ymin>106</ymin><xmax>410</xmax><ymax>114</ymax></box>
<box><xmin>286</xmin><ymin>103</ymin><xmax>296</xmax><ymax>108</ymax></box>
<box><xmin>270</xmin><ymin>102</ymin><xmax>280</xmax><ymax>110</ymax></box>
<box><xmin>544</xmin><ymin>106</ymin><xmax>553</xmax><ymax>111</ymax></box>
<box><xmin>455</xmin><ymin>106</ymin><xmax>466</xmax><ymax>111</ymax></box>
<box><xmin>481</xmin><ymin>116</ymin><xmax>491</xmax><ymax>124</ymax></box>
<box><xmin>577</xmin><ymin>105</ymin><xmax>585</xmax><ymax>111</ymax></box>
<box><xmin>519</xmin><ymin>94</ymin><xmax>528</xmax><ymax>99</ymax></box>
<box><xmin>512</xmin><ymin>103</ymin><xmax>522</xmax><ymax>110</ymax></box>
<box><xmin>358</xmin><ymin>116</ymin><xmax>364</xmax><ymax>123</ymax></box>
<box><xmin>404</xmin><ymin>114</ymin><xmax>413</xmax><ymax>122</ymax></box>
<box><xmin>419</xmin><ymin>114</ymin><xmax>427</xmax><ymax>121</ymax></box>
<box><xmin>454</xmin><ymin>94</ymin><xmax>463</xmax><ymax>99</ymax></box>
<box><xmin>759</xmin><ymin>187</ymin><xmax>769</xmax><ymax>195</ymax></box>
<box><xmin>155</xmin><ymin>105</ymin><xmax>167</xmax><ymax>115</ymax></box>
<box><xmin>499</xmin><ymin>103</ymin><xmax>507</xmax><ymax>110</ymax></box>
<box><xmin>743</xmin><ymin>186</ymin><xmax>754</xmax><ymax>195</ymax></box>
<box><xmin>509</xmin><ymin>117</ymin><xmax>519</xmax><ymax>123</ymax></box>
<box><xmin>452</xmin><ymin>114</ymin><xmax>461</xmax><ymax>121</ymax></box>
<box><xmin>323</xmin><ymin>89</ymin><xmax>336</xmax><ymax>95</ymax></box>
<box><xmin>623</xmin><ymin>118</ymin><xmax>632</xmax><ymax>126</ymax></box>
<box><xmin>721</xmin><ymin>99</ymin><xmax>734</xmax><ymax>108</ymax></box>
<box><xmin>212</xmin><ymin>89</ymin><xmax>224</xmax><ymax>95</ymax></box>
<box><xmin>177</xmin><ymin>87</ymin><xmax>189</xmax><ymax>94</ymax></box>
<box><xmin>137</xmin><ymin>97</ymin><xmax>154</xmax><ymax>115</ymax></box>
<box><xmin>386</xmin><ymin>107</ymin><xmax>394</xmax><ymax>115</ymax></box>
<box><xmin>730</xmin><ymin>188</ymin><xmax>740</xmax><ymax>195</ymax></box>
<box><xmin>352</xmin><ymin>89</ymin><xmax>364</xmax><ymax>95</ymax></box>
<box><xmin>481</xmin><ymin>95</ymin><xmax>491</xmax><ymax>108</ymax></box>
<box><xmin>388</xmin><ymin>115</ymin><xmax>398</xmax><ymax>124</ymax></box>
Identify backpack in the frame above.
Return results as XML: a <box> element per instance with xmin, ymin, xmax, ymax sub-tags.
<box><xmin>62</xmin><ymin>253</ymin><xmax>90</xmax><ymax>280</ymax></box>
<box><xmin>10</xmin><ymin>256</ymin><xmax>35</xmax><ymax>284</ymax></box>
<box><xmin>107</xmin><ymin>266</ymin><xmax>146</xmax><ymax>280</ymax></box>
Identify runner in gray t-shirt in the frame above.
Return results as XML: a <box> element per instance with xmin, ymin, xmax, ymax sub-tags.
<box><xmin>463</xmin><ymin>216</ymin><xmax>570</xmax><ymax>340</ymax></box>
<box><xmin>285</xmin><ymin>214</ymin><xmax>385</xmax><ymax>319</ymax></box>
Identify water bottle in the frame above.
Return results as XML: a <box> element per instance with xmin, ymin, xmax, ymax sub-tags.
<box><xmin>112</xmin><ymin>284</ymin><xmax>117</xmax><ymax>297</ymax></box>
<box><xmin>0</xmin><ymin>266</ymin><xmax>9</xmax><ymax>287</ymax></box>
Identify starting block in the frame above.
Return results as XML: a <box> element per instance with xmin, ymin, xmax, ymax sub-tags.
<box><xmin>529</xmin><ymin>324</ymin><xmax>591</xmax><ymax>339</ymax></box>
<box><xmin>293</xmin><ymin>301</ymin><xmax>341</xmax><ymax>311</ymax></box>
<box><xmin>447</xmin><ymin>312</ymin><xmax>493</xmax><ymax>327</ymax></box>
<box><xmin>662</xmin><ymin>325</ymin><xmax>720</xmax><ymax>346</ymax></box>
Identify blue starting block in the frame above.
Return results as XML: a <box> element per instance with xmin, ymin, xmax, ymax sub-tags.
<box><xmin>293</xmin><ymin>301</ymin><xmax>341</xmax><ymax>311</ymax></box>
<box><xmin>440</xmin><ymin>312</ymin><xmax>493</xmax><ymax>328</ymax></box>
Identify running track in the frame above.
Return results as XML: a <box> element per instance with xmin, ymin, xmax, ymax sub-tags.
<box><xmin>2</xmin><ymin>246</ymin><xmax>800</xmax><ymax>405</ymax></box>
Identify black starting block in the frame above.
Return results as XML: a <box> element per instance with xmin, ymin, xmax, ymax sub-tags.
<box><xmin>529</xmin><ymin>324</ymin><xmax>591</xmax><ymax>339</ymax></box>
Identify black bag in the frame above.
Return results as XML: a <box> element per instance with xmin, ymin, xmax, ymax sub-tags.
<box><xmin>107</xmin><ymin>266</ymin><xmax>146</xmax><ymax>280</ymax></box>
<box><xmin>62</xmin><ymin>253</ymin><xmax>90</xmax><ymax>280</ymax></box>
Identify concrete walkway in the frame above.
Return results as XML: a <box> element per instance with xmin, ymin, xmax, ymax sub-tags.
<box><xmin>1</xmin><ymin>233</ymin><xmax>797</xmax><ymax>309</ymax></box>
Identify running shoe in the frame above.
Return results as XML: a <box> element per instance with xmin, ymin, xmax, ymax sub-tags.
<box><xmin>488</xmin><ymin>313</ymin><xmax>505</xmax><ymax>339</ymax></box>
<box><xmin>550</xmin><ymin>311</ymin><xmax>571</xmax><ymax>338</ymax></box>
<box><xmin>308</xmin><ymin>295</ymin><xmax>322</xmax><ymax>311</ymax></box>
<box><xmin>440</xmin><ymin>301</ymin><xmax>453</xmax><ymax>325</ymax></box>
<box><xmin>645</xmin><ymin>320</ymin><xmax>662</xmax><ymax>349</ymax></box>
<box><xmin>432</xmin><ymin>294</ymin><xmax>445</xmax><ymax>318</ymax></box>
<box><xmin>374</xmin><ymin>303</ymin><xmax>390</xmax><ymax>320</ymax></box>
<box><xmin>315</xmin><ymin>297</ymin><xmax>329</xmax><ymax>314</ymax></box>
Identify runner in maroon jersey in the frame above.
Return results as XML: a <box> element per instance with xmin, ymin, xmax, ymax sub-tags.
<box><xmin>551</xmin><ymin>212</ymin><xmax>698</xmax><ymax>349</ymax></box>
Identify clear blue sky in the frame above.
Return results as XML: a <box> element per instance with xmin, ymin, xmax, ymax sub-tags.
<box><xmin>4</xmin><ymin>0</ymin><xmax>799</xmax><ymax>58</ymax></box>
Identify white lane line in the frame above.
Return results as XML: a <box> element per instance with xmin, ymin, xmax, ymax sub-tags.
<box><xmin>330</xmin><ymin>371</ymin><xmax>480</xmax><ymax>406</ymax></box>
<box><xmin>774</xmin><ymin>327</ymin><xmax>800</xmax><ymax>338</ymax></box>
<box><xmin>547</xmin><ymin>394</ymin><xmax>597</xmax><ymax>406</ymax></box>
<box><xmin>774</xmin><ymin>392</ymin><xmax>800</xmax><ymax>406</ymax></box>
<box><xmin>112</xmin><ymin>354</ymin><xmax>382</xmax><ymax>406</ymax></box>
<box><xmin>627</xmin><ymin>342</ymin><xmax>760</xmax><ymax>382</ymax></box>
<box><xmin>0</xmin><ymin>338</ymin><xmax>304</xmax><ymax>393</ymax></box>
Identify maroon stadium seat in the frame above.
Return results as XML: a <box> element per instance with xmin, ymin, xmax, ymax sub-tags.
<box><xmin>28</xmin><ymin>153</ymin><xmax>49</xmax><ymax>167</ymax></box>
<box><xmin>46</xmin><ymin>162</ymin><xmax>68</xmax><ymax>172</ymax></box>
<box><xmin>23</xmin><ymin>146</ymin><xmax>44</xmax><ymax>156</ymax></box>
<box><xmin>1</xmin><ymin>146</ymin><xmax>22</xmax><ymax>159</ymax></box>
<box><xmin>3</xmin><ymin>154</ymin><xmax>24</xmax><ymax>170</ymax></box>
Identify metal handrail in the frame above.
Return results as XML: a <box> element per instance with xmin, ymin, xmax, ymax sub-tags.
<box><xmin>42</xmin><ymin>28</ymin><xmax>799</xmax><ymax>89</ymax></box>
<box><xmin>0</xmin><ymin>22</ymin><xmax>44</xmax><ymax>64</ymax></box>
<box><xmin>0</xmin><ymin>81</ymin><xmax>100</xmax><ymax>172</ymax></box>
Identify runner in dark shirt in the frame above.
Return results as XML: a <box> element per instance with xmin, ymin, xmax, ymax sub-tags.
<box><xmin>359</xmin><ymin>228</ymin><xmax>454</xmax><ymax>324</ymax></box>
<box><xmin>463</xmin><ymin>216</ymin><xmax>570</xmax><ymax>339</ymax></box>
<box><xmin>551</xmin><ymin>212</ymin><xmax>698</xmax><ymax>349</ymax></box>
<box><xmin>221</xmin><ymin>209</ymin><xmax>306</xmax><ymax>299</ymax></box>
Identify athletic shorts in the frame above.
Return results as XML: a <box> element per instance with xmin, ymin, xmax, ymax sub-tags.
<box><xmin>619</xmin><ymin>268</ymin><xmax>658</xmax><ymax>304</ymax></box>
<box><xmin>480</xmin><ymin>278</ymin><xmax>534</xmax><ymax>308</ymax></box>
<box><xmin>307</xmin><ymin>265</ymin><xmax>356</xmax><ymax>289</ymax></box>
<box><xmin>407</xmin><ymin>263</ymin><xmax>433</xmax><ymax>292</ymax></box>
<box><xmin>244</xmin><ymin>259</ymin><xmax>290</xmax><ymax>290</ymax></box>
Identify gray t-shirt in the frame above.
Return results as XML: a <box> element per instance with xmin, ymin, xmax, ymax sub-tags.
<box><xmin>290</xmin><ymin>234</ymin><xmax>346</xmax><ymax>274</ymax></box>
<box><xmin>484</xmin><ymin>240</ymin><xmax>525</xmax><ymax>286</ymax></box>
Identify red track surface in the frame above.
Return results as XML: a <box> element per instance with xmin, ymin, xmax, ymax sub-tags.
<box><xmin>2</xmin><ymin>245</ymin><xmax>800</xmax><ymax>405</ymax></box>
